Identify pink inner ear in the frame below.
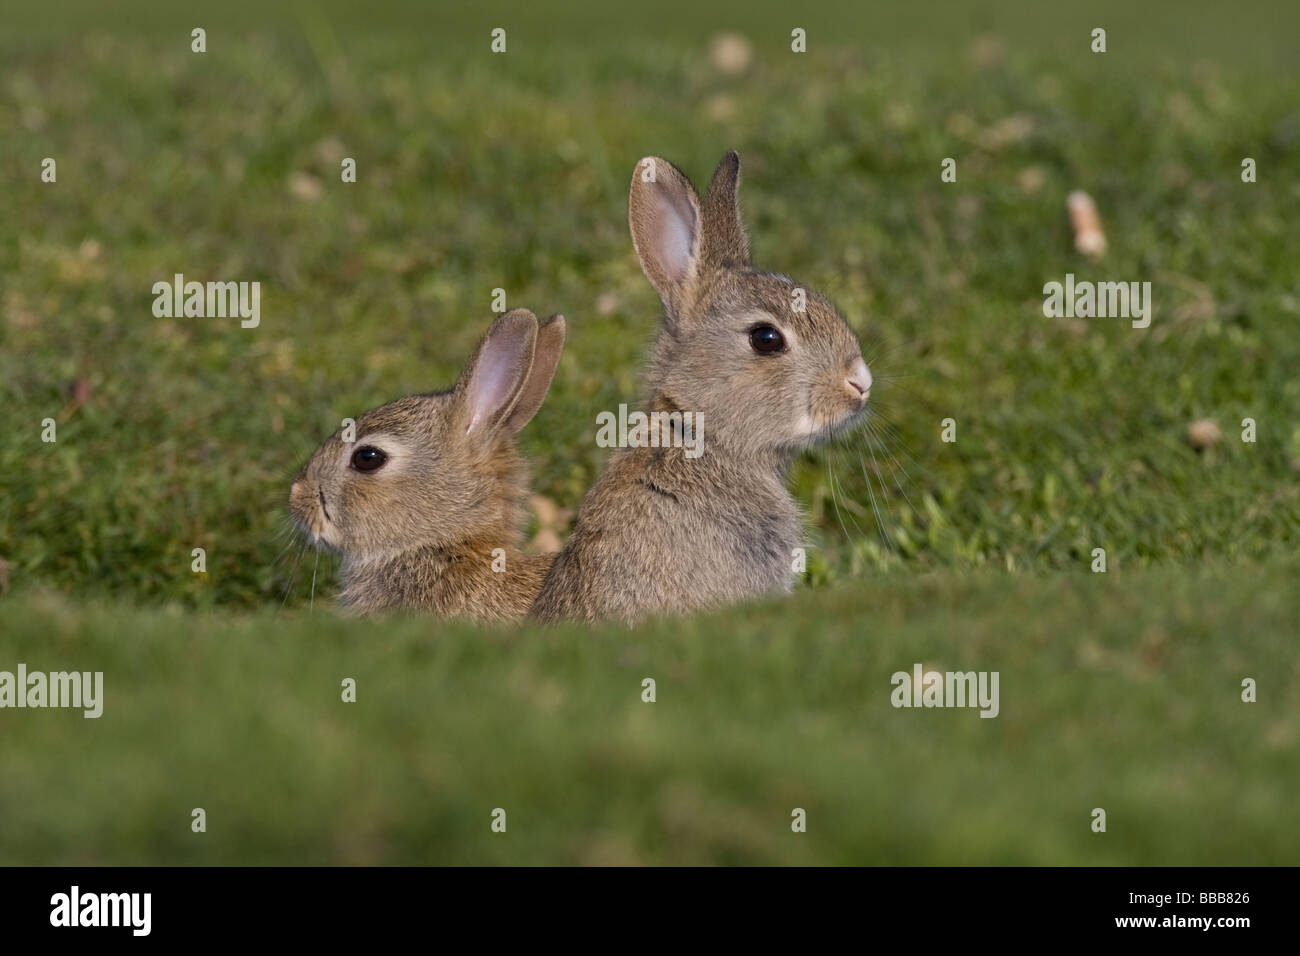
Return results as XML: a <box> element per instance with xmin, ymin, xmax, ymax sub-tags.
<box><xmin>467</xmin><ymin>335</ymin><xmax>528</xmax><ymax>433</ymax></box>
<box><xmin>653</xmin><ymin>188</ymin><xmax>697</xmax><ymax>283</ymax></box>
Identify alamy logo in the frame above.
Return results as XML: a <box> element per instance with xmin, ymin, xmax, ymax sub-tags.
<box><xmin>595</xmin><ymin>404</ymin><xmax>704</xmax><ymax>459</ymax></box>
<box><xmin>50</xmin><ymin>886</ymin><xmax>151</xmax><ymax>936</ymax></box>
<box><xmin>1043</xmin><ymin>273</ymin><xmax>1151</xmax><ymax>328</ymax></box>
<box><xmin>152</xmin><ymin>273</ymin><xmax>260</xmax><ymax>328</ymax></box>
<box><xmin>0</xmin><ymin>664</ymin><xmax>103</xmax><ymax>718</ymax></box>
<box><xmin>891</xmin><ymin>663</ymin><xmax>1000</xmax><ymax>718</ymax></box>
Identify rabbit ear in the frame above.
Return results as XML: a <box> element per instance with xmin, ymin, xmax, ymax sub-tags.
<box><xmin>629</xmin><ymin>156</ymin><xmax>703</xmax><ymax>315</ymax></box>
<box><xmin>457</xmin><ymin>309</ymin><xmax>539</xmax><ymax>435</ymax></box>
<box><xmin>700</xmin><ymin>150</ymin><xmax>750</xmax><ymax>269</ymax></box>
<box><xmin>502</xmin><ymin>314</ymin><xmax>566</xmax><ymax>434</ymax></box>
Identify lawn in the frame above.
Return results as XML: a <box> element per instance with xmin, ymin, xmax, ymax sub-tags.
<box><xmin>1</xmin><ymin>0</ymin><xmax>1297</xmax><ymax>864</ymax></box>
<box><xmin>3</xmin><ymin>561</ymin><xmax>1297</xmax><ymax>865</ymax></box>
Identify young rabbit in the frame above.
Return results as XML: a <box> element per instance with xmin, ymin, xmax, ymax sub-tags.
<box><xmin>530</xmin><ymin>152</ymin><xmax>871</xmax><ymax>624</ymax></box>
<box><xmin>289</xmin><ymin>309</ymin><xmax>566</xmax><ymax>621</ymax></box>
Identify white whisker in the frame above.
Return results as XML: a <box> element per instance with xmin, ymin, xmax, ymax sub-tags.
<box><xmin>279</xmin><ymin>544</ymin><xmax>305</xmax><ymax>612</ymax></box>
<box><xmin>310</xmin><ymin>547</ymin><xmax>321</xmax><ymax>613</ymax></box>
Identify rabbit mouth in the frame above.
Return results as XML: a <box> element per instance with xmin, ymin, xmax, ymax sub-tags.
<box><xmin>295</xmin><ymin>510</ymin><xmax>339</xmax><ymax>551</ymax></box>
<box><xmin>305</xmin><ymin>506</ymin><xmax>342</xmax><ymax>552</ymax></box>
<box><xmin>289</xmin><ymin>480</ymin><xmax>342</xmax><ymax>551</ymax></box>
<box><xmin>792</xmin><ymin>360</ymin><xmax>872</xmax><ymax>443</ymax></box>
<box><xmin>798</xmin><ymin>400</ymin><xmax>870</xmax><ymax>444</ymax></box>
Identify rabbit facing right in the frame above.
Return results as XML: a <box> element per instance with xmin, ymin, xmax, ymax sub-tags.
<box><xmin>530</xmin><ymin>151</ymin><xmax>872</xmax><ymax>625</ymax></box>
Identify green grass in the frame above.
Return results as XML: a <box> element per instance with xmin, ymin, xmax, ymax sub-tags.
<box><xmin>1</xmin><ymin>0</ymin><xmax>1298</xmax><ymax>863</ymax></box>
<box><xmin>3</xmin><ymin>561</ymin><xmax>1297</xmax><ymax>865</ymax></box>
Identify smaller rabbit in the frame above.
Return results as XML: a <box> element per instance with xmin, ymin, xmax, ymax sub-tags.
<box><xmin>530</xmin><ymin>152</ymin><xmax>872</xmax><ymax>625</ymax></box>
<box><xmin>289</xmin><ymin>309</ymin><xmax>566</xmax><ymax>621</ymax></box>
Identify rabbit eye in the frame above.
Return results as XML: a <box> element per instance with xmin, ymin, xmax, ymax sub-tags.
<box><xmin>749</xmin><ymin>324</ymin><xmax>786</xmax><ymax>355</ymax></box>
<box><xmin>350</xmin><ymin>446</ymin><xmax>387</xmax><ymax>473</ymax></box>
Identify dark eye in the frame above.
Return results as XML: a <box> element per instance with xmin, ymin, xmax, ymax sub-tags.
<box><xmin>749</xmin><ymin>324</ymin><xmax>786</xmax><ymax>354</ymax></box>
<box><xmin>350</xmin><ymin>445</ymin><xmax>387</xmax><ymax>473</ymax></box>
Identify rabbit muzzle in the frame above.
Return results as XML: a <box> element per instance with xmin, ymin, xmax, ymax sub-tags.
<box><xmin>289</xmin><ymin>477</ymin><xmax>342</xmax><ymax>551</ymax></box>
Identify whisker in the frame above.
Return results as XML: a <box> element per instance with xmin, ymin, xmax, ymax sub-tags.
<box><xmin>861</xmin><ymin>339</ymin><xmax>909</xmax><ymax>369</ymax></box>
<box><xmin>872</xmin><ymin>379</ymin><xmax>930</xmax><ymax>404</ymax></box>
<box><xmin>866</xmin><ymin>408</ymin><xmax>935</xmax><ymax>483</ymax></box>
<box><xmin>852</xmin><ymin>435</ymin><xmax>894</xmax><ymax>554</ymax></box>
<box><xmin>862</xmin><ymin>415</ymin><xmax>916</xmax><ymax>489</ymax></box>
<box><xmin>270</xmin><ymin>534</ymin><xmax>298</xmax><ymax>568</ymax></box>
<box><xmin>828</xmin><ymin>443</ymin><xmax>869</xmax><ymax>535</ymax></box>
<box><xmin>826</xmin><ymin>455</ymin><xmax>858</xmax><ymax>544</ymax></box>
<box><xmin>861</xmin><ymin>453</ymin><xmax>895</xmax><ymax>554</ymax></box>
<box><xmin>279</xmin><ymin>543</ymin><xmax>305</xmax><ymax>613</ymax></box>
<box><xmin>309</xmin><ymin>547</ymin><xmax>321</xmax><ymax>613</ymax></box>
<box><xmin>869</xmin><ymin>379</ymin><xmax>927</xmax><ymax>404</ymax></box>
<box><xmin>863</xmin><ymin>418</ymin><xmax>923</xmax><ymax>525</ymax></box>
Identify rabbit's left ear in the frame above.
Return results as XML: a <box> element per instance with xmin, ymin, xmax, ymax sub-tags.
<box><xmin>700</xmin><ymin>150</ymin><xmax>750</xmax><ymax>270</ymax></box>
<box><xmin>457</xmin><ymin>309</ymin><xmax>539</xmax><ymax>435</ymax></box>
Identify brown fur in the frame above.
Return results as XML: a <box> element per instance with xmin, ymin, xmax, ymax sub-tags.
<box><xmin>530</xmin><ymin>152</ymin><xmax>870</xmax><ymax>624</ymax></box>
<box><xmin>289</xmin><ymin>310</ymin><xmax>565</xmax><ymax>621</ymax></box>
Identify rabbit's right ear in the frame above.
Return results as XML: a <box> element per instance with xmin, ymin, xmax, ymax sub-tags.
<box><xmin>456</xmin><ymin>309</ymin><xmax>539</xmax><ymax>436</ymax></box>
<box><xmin>629</xmin><ymin>156</ymin><xmax>702</xmax><ymax>319</ymax></box>
<box><xmin>502</xmin><ymin>314</ymin><xmax>566</xmax><ymax>434</ymax></box>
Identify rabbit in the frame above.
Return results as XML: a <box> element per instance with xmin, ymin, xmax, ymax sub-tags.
<box><xmin>530</xmin><ymin>151</ymin><xmax>871</xmax><ymax>624</ymax></box>
<box><xmin>288</xmin><ymin>308</ymin><xmax>566</xmax><ymax>621</ymax></box>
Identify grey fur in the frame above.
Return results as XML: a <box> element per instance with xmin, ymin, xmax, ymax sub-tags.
<box><xmin>531</xmin><ymin>152</ymin><xmax>870</xmax><ymax>624</ymax></box>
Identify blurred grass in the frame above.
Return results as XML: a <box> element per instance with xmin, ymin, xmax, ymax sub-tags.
<box><xmin>1</xmin><ymin>1</ymin><xmax>1298</xmax><ymax>864</ymax></box>
<box><xmin>2</xmin><ymin>2</ymin><xmax>1298</xmax><ymax>606</ymax></box>
<box><xmin>2</xmin><ymin>560</ymin><xmax>1297</xmax><ymax>865</ymax></box>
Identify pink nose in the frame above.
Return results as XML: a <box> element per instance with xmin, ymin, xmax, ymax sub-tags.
<box><xmin>846</xmin><ymin>357</ymin><xmax>872</xmax><ymax>398</ymax></box>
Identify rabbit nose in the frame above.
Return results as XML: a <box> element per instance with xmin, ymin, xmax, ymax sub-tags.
<box><xmin>846</xmin><ymin>357</ymin><xmax>872</xmax><ymax>399</ymax></box>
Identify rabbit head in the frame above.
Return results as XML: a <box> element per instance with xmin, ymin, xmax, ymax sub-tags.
<box><xmin>629</xmin><ymin>151</ymin><xmax>871</xmax><ymax>459</ymax></box>
<box><xmin>289</xmin><ymin>309</ymin><xmax>566</xmax><ymax>566</ymax></box>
